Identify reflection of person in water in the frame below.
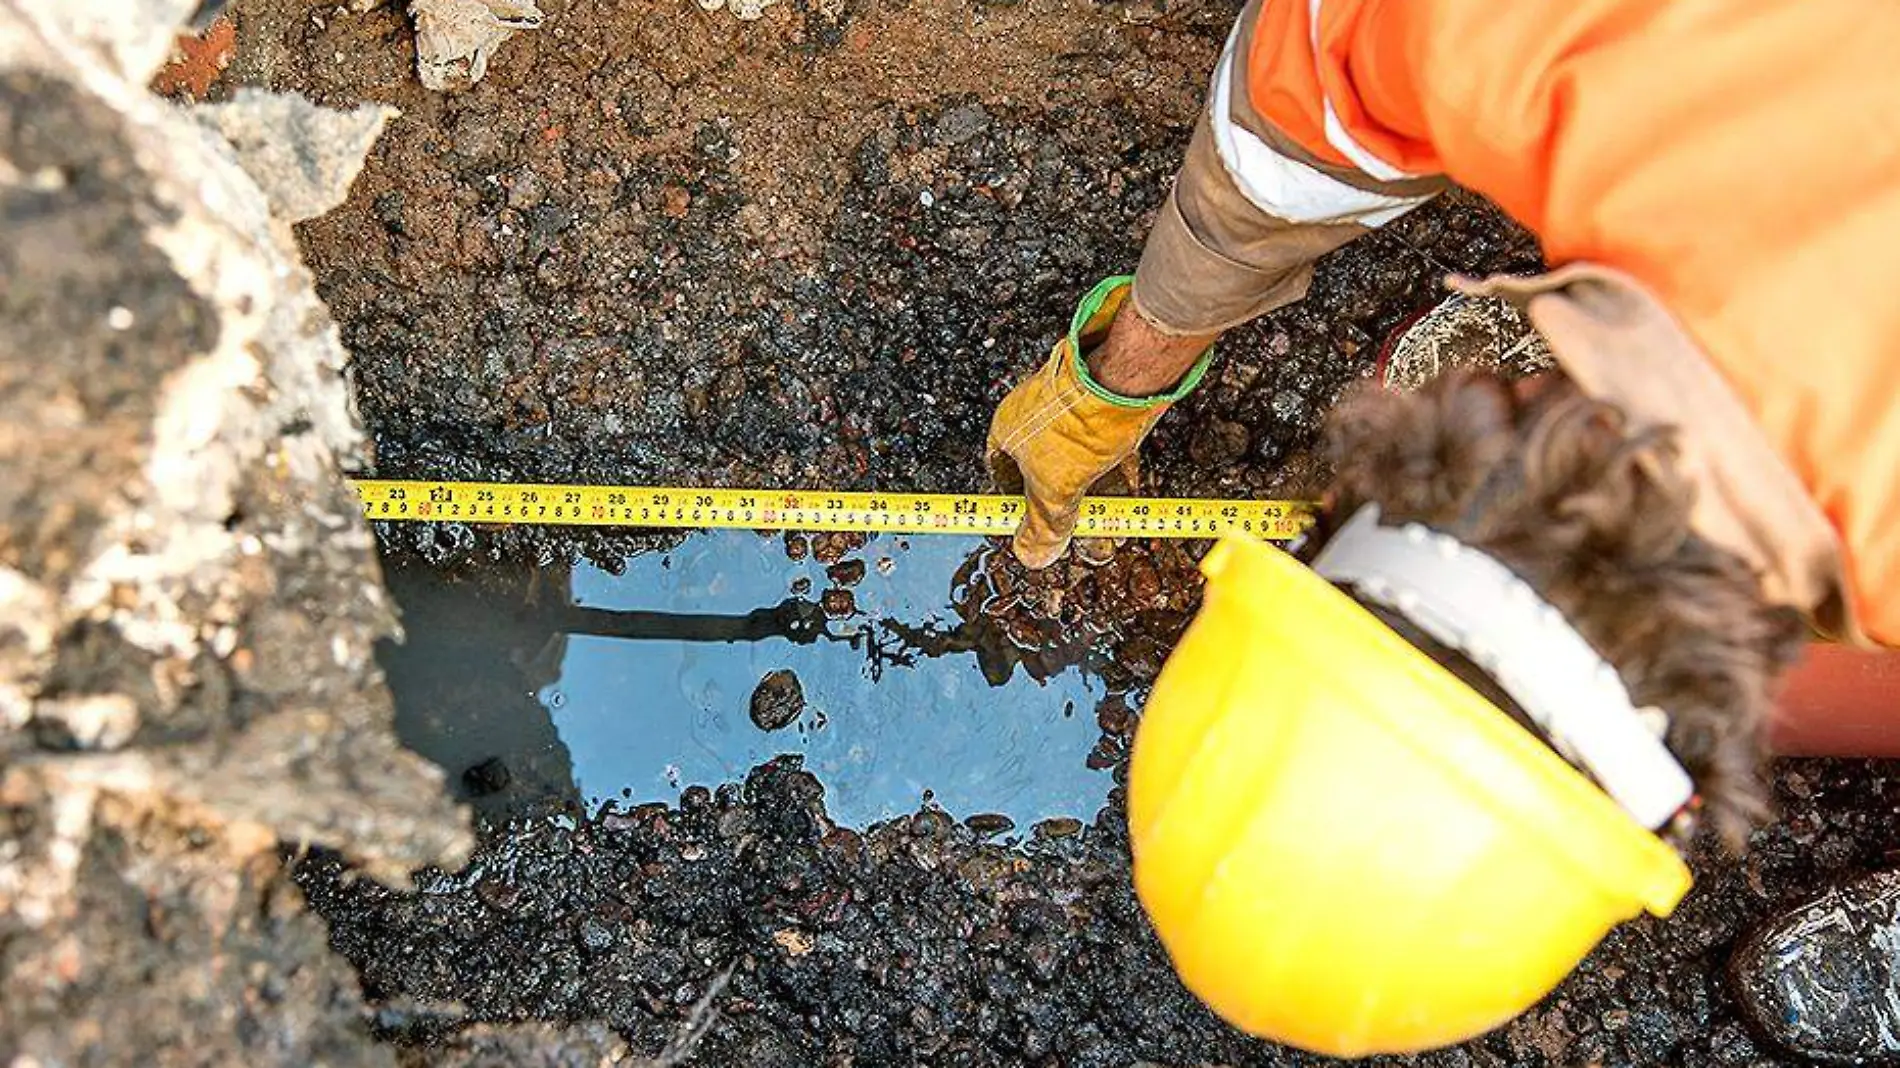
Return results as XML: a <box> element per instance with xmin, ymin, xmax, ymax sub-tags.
<box><xmin>381</xmin><ymin>553</ymin><xmax>855</xmax><ymax>820</ymax></box>
<box><xmin>378</xmin><ymin>559</ymin><xmax>584</xmax><ymax>822</ymax></box>
<box><xmin>551</xmin><ymin>545</ymin><xmax>1090</xmax><ymax>687</ymax></box>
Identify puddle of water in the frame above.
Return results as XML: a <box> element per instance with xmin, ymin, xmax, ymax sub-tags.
<box><xmin>378</xmin><ymin>532</ymin><xmax>1117</xmax><ymax>831</ymax></box>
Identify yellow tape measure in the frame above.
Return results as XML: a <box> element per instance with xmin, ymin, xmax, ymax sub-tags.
<box><xmin>348</xmin><ymin>480</ymin><xmax>1314</xmax><ymax>541</ymax></box>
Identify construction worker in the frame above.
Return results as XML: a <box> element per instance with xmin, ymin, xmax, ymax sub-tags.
<box><xmin>986</xmin><ymin>0</ymin><xmax>1900</xmax><ymax>1059</ymax></box>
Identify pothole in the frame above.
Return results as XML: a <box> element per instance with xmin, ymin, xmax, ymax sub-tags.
<box><xmin>380</xmin><ymin>530</ymin><xmax>1121</xmax><ymax>833</ymax></box>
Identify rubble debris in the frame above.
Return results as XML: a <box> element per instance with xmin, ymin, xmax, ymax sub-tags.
<box><xmin>697</xmin><ymin>0</ymin><xmax>780</xmax><ymax>22</ymax></box>
<box><xmin>190</xmin><ymin>89</ymin><xmax>397</xmax><ymax>223</ymax></box>
<box><xmin>0</xmin><ymin>0</ymin><xmax>469</xmax><ymax>1062</ymax></box>
<box><xmin>410</xmin><ymin>0</ymin><xmax>544</xmax><ymax>92</ymax></box>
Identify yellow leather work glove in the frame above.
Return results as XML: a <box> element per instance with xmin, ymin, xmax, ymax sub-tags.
<box><xmin>986</xmin><ymin>276</ymin><xmax>1213</xmax><ymax>569</ymax></box>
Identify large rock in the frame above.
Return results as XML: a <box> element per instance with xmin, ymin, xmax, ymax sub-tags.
<box><xmin>0</xmin><ymin>2</ymin><xmax>470</xmax><ymax>1063</ymax></box>
<box><xmin>410</xmin><ymin>0</ymin><xmax>543</xmax><ymax>92</ymax></box>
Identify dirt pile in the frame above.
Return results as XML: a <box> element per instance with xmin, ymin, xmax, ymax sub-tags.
<box><xmin>0</xmin><ymin>2</ymin><xmax>469</xmax><ymax>1061</ymax></box>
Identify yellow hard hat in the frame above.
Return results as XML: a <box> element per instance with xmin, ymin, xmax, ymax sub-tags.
<box><xmin>1128</xmin><ymin>517</ymin><xmax>1694</xmax><ymax>1058</ymax></box>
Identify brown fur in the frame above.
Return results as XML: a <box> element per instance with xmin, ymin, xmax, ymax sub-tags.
<box><xmin>1318</xmin><ymin>371</ymin><xmax>1808</xmax><ymax>848</ymax></box>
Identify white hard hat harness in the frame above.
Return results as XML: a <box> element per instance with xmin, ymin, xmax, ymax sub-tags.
<box><xmin>1310</xmin><ymin>505</ymin><xmax>1695</xmax><ymax>831</ymax></box>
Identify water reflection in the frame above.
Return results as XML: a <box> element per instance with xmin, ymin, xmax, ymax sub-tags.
<box><xmin>379</xmin><ymin>532</ymin><xmax>1117</xmax><ymax>830</ymax></box>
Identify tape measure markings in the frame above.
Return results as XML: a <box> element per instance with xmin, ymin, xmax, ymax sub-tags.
<box><xmin>348</xmin><ymin>480</ymin><xmax>1314</xmax><ymax>541</ymax></box>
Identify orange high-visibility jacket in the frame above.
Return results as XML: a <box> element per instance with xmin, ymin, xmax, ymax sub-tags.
<box><xmin>1245</xmin><ymin>0</ymin><xmax>1900</xmax><ymax>644</ymax></box>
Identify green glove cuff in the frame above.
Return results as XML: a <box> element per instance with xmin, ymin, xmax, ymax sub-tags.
<box><xmin>1068</xmin><ymin>275</ymin><xmax>1215</xmax><ymax>410</ymax></box>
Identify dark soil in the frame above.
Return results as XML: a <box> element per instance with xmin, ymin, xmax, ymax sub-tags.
<box><xmin>232</xmin><ymin>0</ymin><xmax>1519</xmax><ymax>570</ymax></box>
<box><xmin>223</xmin><ymin>0</ymin><xmax>1900</xmax><ymax>1064</ymax></box>
<box><xmin>297</xmin><ymin>756</ymin><xmax>1900</xmax><ymax>1068</ymax></box>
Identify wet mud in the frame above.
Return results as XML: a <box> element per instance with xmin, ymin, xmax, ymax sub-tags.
<box><xmin>211</xmin><ymin>0</ymin><xmax>1900</xmax><ymax>1064</ymax></box>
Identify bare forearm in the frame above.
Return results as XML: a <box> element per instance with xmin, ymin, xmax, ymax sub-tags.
<box><xmin>1085</xmin><ymin>303</ymin><xmax>1221</xmax><ymax>398</ymax></box>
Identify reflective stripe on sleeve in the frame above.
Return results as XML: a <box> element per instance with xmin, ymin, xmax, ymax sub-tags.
<box><xmin>1305</xmin><ymin>0</ymin><xmax>1423</xmax><ymax>182</ymax></box>
<box><xmin>1207</xmin><ymin>22</ymin><xmax>1430</xmax><ymax>226</ymax></box>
